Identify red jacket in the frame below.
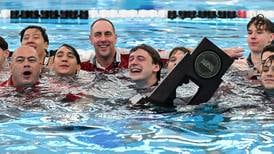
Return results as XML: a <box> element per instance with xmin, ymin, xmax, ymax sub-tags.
<box><xmin>81</xmin><ymin>53</ymin><xmax>129</xmax><ymax>73</ymax></box>
<box><xmin>0</xmin><ymin>77</ymin><xmax>81</xmax><ymax>102</ymax></box>
<box><xmin>0</xmin><ymin>77</ymin><xmax>14</xmax><ymax>87</ymax></box>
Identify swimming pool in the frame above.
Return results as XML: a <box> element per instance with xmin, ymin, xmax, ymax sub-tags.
<box><xmin>0</xmin><ymin>0</ymin><xmax>274</xmax><ymax>153</ymax></box>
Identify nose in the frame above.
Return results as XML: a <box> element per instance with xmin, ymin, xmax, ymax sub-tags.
<box><xmin>25</xmin><ymin>37</ymin><xmax>33</xmax><ymax>42</ymax></box>
<box><xmin>250</xmin><ymin>32</ymin><xmax>257</xmax><ymax>39</ymax></box>
<box><xmin>61</xmin><ymin>56</ymin><xmax>68</xmax><ymax>62</ymax></box>
<box><xmin>129</xmin><ymin>57</ymin><xmax>138</xmax><ymax>66</ymax></box>
<box><xmin>265</xmin><ymin>66</ymin><xmax>274</xmax><ymax>75</ymax></box>
<box><xmin>23</xmin><ymin>38</ymin><xmax>35</xmax><ymax>46</ymax></box>
<box><xmin>23</xmin><ymin>60</ymin><xmax>31</xmax><ymax>67</ymax></box>
<box><xmin>98</xmin><ymin>34</ymin><xmax>109</xmax><ymax>42</ymax></box>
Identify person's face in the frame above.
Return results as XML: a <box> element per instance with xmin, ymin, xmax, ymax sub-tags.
<box><xmin>0</xmin><ymin>48</ymin><xmax>9</xmax><ymax>68</ymax></box>
<box><xmin>52</xmin><ymin>46</ymin><xmax>80</xmax><ymax>76</ymax></box>
<box><xmin>128</xmin><ymin>49</ymin><xmax>160</xmax><ymax>84</ymax></box>
<box><xmin>21</xmin><ymin>28</ymin><xmax>48</xmax><ymax>60</ymax></box>
<box><xmin>247</xmin><ymin>24</ymin><xmax>273</xmax><ymax>54</ymax></box>
<box><xmin>261</xmin><ymin>51</ymin><xmax>274</xmax><ymax>90</ymax></box>
<box><xmin>10</xmin><ymin>46</ymin><xmax>41</xmax><ymax>87</ymax></box>
<box><xmin>167</xmin><ymin>50</ymin><xmax>187</xmax><ymax>73</ymax></box>
<box><xmin>89</xmin><ymin>20</ymin><xmax>117</xmax><ymax>58</ymax></box>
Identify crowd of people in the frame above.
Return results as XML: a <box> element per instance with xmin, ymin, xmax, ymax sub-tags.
<box><xmin>0</xmin><ymin>14</ymin><xmax>273</xmax><ymax>105</ymax></box>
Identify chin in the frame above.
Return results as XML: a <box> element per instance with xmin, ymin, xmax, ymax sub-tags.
<box><xmin>58</xmin><ymin>72</ymin><xmax>70</xmax><ymax>76</ymax></box>
<box><xmin>99</xmin><ymin>51</ymin><xmax>111</xmax><ymax>56</ymax></box>
<box><xmin>57</xmin><ymin>70</ymin><xmax>69</xmax><ymax>74</ymax></box>
<box><xmin>20</xmin><ymin>82</ymin><xmax>35</xmax><ymax>87</ymax></box>
<box><xmin>265</xmin><ymin>85</ymin><xmax>274</xmax><ymax>89</ymax></box>
<box><xmin>129</xmin><ymin>75</ymin><xmax>141</xmax><ymax>81</ymax></box>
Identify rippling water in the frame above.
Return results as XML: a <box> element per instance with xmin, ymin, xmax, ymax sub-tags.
<box><xmin>1</xmin><ymin>0</ymin><xmax>274</xmax><ymax>152</ymax></box>
<box><xmin>0</xmin><ymin>68</ymin><xmax>273</xmax><ymax>153</ymax></box>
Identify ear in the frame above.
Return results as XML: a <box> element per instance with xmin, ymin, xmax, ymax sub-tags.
<box><xmin>271</xmin><ymin>33</ymin><xmax>274</xmax><ymax>41</ymax></box>
<box><xmin>76</xmin><ymin>64</ymin><xmax>81</xmax><ymax>74</ymax></box>
<box><xmin>4</xmin><ymin>49</ymin><xmax>9</xmax><ymax>58</ymax></box>
<box><xmin>114</xmin><ymin>34</ymin><xmax>118</xmax><ymax>44</ymax></box>
<box><xmin>9</xmin><ymin>62</ymin><xmax>12</xmax><ymax>71</ymax></box>
<box><xmin>89</xmin><ymin>34</ymin><xmax>94</xmax><ymax>45</ymax></box>
<box><xmin>44</xmin><ymin>42</ymin><xmax>49</xmax><ymax>49</ymax></box>
<box><xmin>152</xmin><ymin>64</ymin><xmax>160</xmax><ymax>73</ymax></box>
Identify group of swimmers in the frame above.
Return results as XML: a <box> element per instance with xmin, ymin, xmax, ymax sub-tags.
<box><xmin>0</xmin><ymin>14</ymin><xmax>273</xmax><ymax>104</ymax></box>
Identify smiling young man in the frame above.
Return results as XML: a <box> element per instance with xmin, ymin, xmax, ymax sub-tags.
<box><xmin>232</xmin><ymin>14</ymin><xmax>274</xmax><ymax>80</ymax></box>
<box><xmin>20</xmin><ymin>25</ymin><xmax>49</xmax><ymax>65</ymax></box>
<box><xmin>51</xmin><ymin>44</ymin><xmax>81</xmax><ymax>77</ymax></box>
<box><xmin>0</xmin><ymin>46</ymin><xmax>41</xmax><ymax>88</ymax></box>
<box><xmin>246</xmin><ymin>14</ymin><xmax>274</xmax><ymax>71</ymax></box>
<box><xmin>128</xmin><ymin>44</ymin><xmax>162</xmax><ymax>91</ymax></box>
<box><xmin>80</xmin><ymin>18</ymin><xmax>129</xmax><ymax>73</ymax></box>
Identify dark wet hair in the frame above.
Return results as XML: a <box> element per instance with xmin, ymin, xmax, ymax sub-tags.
<box><xmin>169</xmin><ymin>46</ymin><xmax>190</xmax><ymax>58</ymax></box>
<box><xmin>0</xmin><ymin>36</ymin><xmax>8</xmax><ymax>50</ymax></box>
<box><xmin>261</xmin><ymin>44</ymin><xmax>274</xmax><ymax>74</ymax></box>
<box><xmin>262</xmin><ymin>44</ymin><xmax>274</xmax><ymax>58</ymax></box>
<box><xmin>129</xmin><ymin>44</ymin><xmax>162</xmax><ymax>81</ymax></box>
<box><xmin>54</xmin><ymin>44</ymin><xmax>81</xmax><ymax>64</ymax></box>
<box><xmin>19</xmin><ymin>25</ymin><xmax>49</xmax><ymax>44</ymax></box>
<box><xmin>247</xmin><ymin>14</ymin><xmax>274</xmax><ymax>33</ymax></box>
<box><xmin>90</xmin><ymin>18</ymin><xmax>116</xmax><ymax>34</ymax></box>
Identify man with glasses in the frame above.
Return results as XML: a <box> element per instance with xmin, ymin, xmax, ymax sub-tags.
<box><xmin>261</xmin><ymin>44</ymin><xmax>274</xmax><ymax>99</ymax></box>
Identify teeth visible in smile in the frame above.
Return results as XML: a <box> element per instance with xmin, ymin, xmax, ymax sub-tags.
<box><xmin>99</xmin><ymin>45</ymin><xmax>107</xmax><ymax>48</ymax></box>
<box><xmin>130</xmin><ymin>68</ymin><xmax>141</xmax><ymax>72</ymax></box>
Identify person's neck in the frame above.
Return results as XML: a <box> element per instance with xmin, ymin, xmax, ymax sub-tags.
<box><xmin>39</xmin><ymin>52</ymin><xmax>46</xmax><ymax>65</ymax></box>
<box><xmin>96</xmin><ymin>53</ymin><xmax>116</xmax><ymax>68</ymax></box>
<box><xmin>251</xmin><ymin>52</ymin><xmax>261</xmax><ymax>70</ymax></box>
<box><xmin>0</xmin><ymin>60</ymin><xmax>8</xmax><ymax>71</ymax></box>
<box><xmin>135</xmin><ymin>77</ymin><xmax>158</xmax><ymax>89</ymax></box>
<box><xmin>264</xmin><ymin>89</ymin><xmax>274</xmax><ymax>98</ymax></box>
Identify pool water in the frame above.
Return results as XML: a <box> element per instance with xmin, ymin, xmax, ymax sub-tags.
<box><xmin>0</xmin><ymin>0</ymin><xmax>274</xmax><ymax>153</ymax></box>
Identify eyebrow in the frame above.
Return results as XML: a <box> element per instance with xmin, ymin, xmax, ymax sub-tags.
<box><xmin>56</xmin><ymin>51</ymin><xmax>64</xmax><ymax>54</ymax></box>
<box><xmin>15</xmin><ymin>55</ymin><xmax>37</xmax><ymax>59</ymax></box>
<box><xmin>24</xmin><ymin>33</ymin><xmax>40</xmax><ymax>36</ymax></box>
<box><xmin>56</xmin><ymin>50</ymin><xmax>75</xmax><ymax>57</ymax></box>
<box><xmin>97</xmin><ymin>30</ymin><xmax>112</xmax><ymax>32</ymax></box>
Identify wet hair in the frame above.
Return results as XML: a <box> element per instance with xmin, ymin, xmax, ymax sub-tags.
<box><xmin>129</xmin><ymin>44</ymin><xmax>162</xmax><ymax>81</ymax></box>
<box><xmin>247</xmin><ymin>14</ymin><xmax>274</xmax><ymax>33</ymax></box>
<box><xmin>169</xmin><ymin>46</ymin><xmax>190</xmax><ymax>58</ymax></box>
<box><xmin>90</xmin><ymin>18</ymin><xmax>116</xmax><ymax>34</ymax></box>
<box><xmin>19</xmin><ymin>25</ymin><xmax>49</xmax><ymax>44</ymax></box>
<box><xmin>54</xmin><ymin>44</ymin><xmax>81</xmax><ymax>64</ymax></box>
<box><xmin>262</xmin><ymin>44</ymin><xmax>274</xmax><ymax>58</ymax></box>
<box><xmin>261</xmin><ymin>44</ymin><xmax>274</xmax><ymax>73</ymax></box>
<box><xmin>49</xmin><ymin>49</ymin><xmax>57</xmax><ymax>57</ymax></box>
<box><xmin>0</xmin><ymin>36</ymin><xmax>8</xmax><ymax>50</ymax></box>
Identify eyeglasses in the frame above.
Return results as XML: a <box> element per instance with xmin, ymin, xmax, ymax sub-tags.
<box><xmin>262</xmin><ymin>55</ymin><xmax>274</xmax><ymax>72</ymax></box>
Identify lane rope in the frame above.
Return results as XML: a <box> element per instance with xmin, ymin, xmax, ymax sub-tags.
<box><xmin>0</xmin><ymin>10</ymin><xmax>274</xmax><ymax>19</ymax></box>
